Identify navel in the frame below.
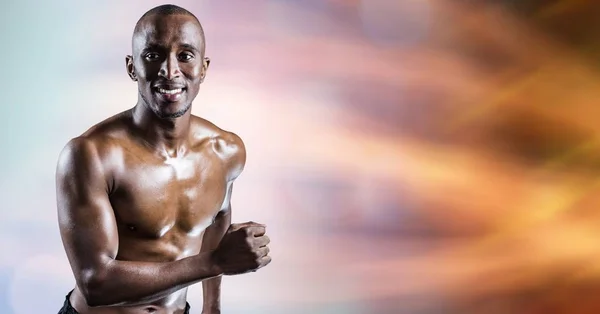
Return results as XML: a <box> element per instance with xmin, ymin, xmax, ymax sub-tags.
<box><xmin>126</xmin><ymin>224</ymin><xmax>137</xmax><ymax>232</ymax></box>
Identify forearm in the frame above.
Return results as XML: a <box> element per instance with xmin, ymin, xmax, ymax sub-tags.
<box><xmin>83</xmin><ymin>252</ymin><xmax>220</xmax><ymax>307</ymax></box>
<box><xmin>202</xmin><ymin>276</ymin><xmax>222</xmax><ymax>311</ymax></box>
<box><xmin>202</xmin><ymin>209</ymin><xmax>231</xmax><ymax>311</ymax></box>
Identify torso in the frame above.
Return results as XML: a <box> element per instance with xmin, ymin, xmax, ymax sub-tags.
<box><xmin>68</xmin><ymin>110</ymin><xmax>241</xmax><ymax>314</ymax></box>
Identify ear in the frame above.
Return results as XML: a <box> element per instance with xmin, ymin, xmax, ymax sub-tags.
<box><xmin>200</xmin><ymin>56</ymin><xmax>210</xmax><ymax>83</ymax></box>
<box><xmin>126</xmin><ymin>55</ymin><xmax>137</xmax><ymax>81</ymax></box>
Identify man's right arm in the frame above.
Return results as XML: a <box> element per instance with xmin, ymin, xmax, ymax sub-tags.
<box><xmin>56</xmin><ymin>137</ymin><xmax>221</xmax><ymax>307</ymax></box>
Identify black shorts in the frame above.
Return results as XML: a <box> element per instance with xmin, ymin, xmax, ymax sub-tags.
<box><xmin>58</xmin><ymin>291</ymin><xmax>191</xmax><ymax>314</ymax></box>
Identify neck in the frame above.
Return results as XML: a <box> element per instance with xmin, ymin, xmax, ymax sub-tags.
<box><xmin>131</xmin><ymin>100</ymin><xmax>192</xmax><ymax>158</ymax></box>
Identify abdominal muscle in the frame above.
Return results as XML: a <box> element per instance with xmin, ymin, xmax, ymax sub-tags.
<box><xmin>69</xmin><ymin>230</ymin><xmax>206</xmax><ymax>314</ymax></box>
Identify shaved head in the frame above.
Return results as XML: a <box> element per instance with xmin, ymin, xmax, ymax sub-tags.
<box><xmin>133</xmin><ymin>4</ymin><xmax>205</xmax><ymax>54</ymax></box>
<box><xmin>139</xmin><ymin>4</ymin><xmax>197</xmax><ymax>20</ymax></box>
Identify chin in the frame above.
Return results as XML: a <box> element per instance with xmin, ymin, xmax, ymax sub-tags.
<box><xmin>154</xmin><ymin>103</ymin><xmax>192</xmax><ymax>119</ymax></box>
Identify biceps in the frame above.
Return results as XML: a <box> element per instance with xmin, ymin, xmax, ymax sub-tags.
<box><xmin>58</xmin><ymin>192</ymin><xmax>119</xmax><ymax>277</ymax></box>
<box><xmin>201</xmin><ymin>184</ymin><xmax>233</xmax><ymax>251</ymax></box>
<box><xmin>56</xmin><ymin>160</ymin><xmax>118</xmax><ymax>284</ymax></box>
<box><xmin>214</xmin><ymin>183</ymin><xmax>233</xmax><ymax>227</ymax></box>
<box><xmin>56</xmin><ymin>137</ymin><xmax>120</xmax><ymax>290</ymax></box>
<box><xmin>57</xmin><ymin>139</ymin><xmax>118</xmax><ymax>267</ymax></box>
<box><xmin>60</xmin><ymin>194</ymin><xmax>117</xmax><ymax>253</ymax></box>
<box><xmin>219</xmin><ymin>181</ymin><xmax>234</xmax><ymax>212</ymax></box>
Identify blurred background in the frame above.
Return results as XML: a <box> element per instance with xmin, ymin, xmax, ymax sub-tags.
<box><xmin>2</xmin><ymin>0</ymin><xmax>600</xmax><ymax>313</ymax></box>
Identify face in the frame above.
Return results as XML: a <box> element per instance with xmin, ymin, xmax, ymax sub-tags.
<box><xmin>126</xmin><ymin>14</ymin><xmax>210</xmax><ymax>119</ymax></box>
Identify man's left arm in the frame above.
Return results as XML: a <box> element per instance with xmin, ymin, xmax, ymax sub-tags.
<box><xmin>202</xmin><ymin>132</ymin><xmax>246</xmax><ymax>314</ymax></box>
<box><xmin>201</xmin><ymin>182</ymin><xmax>233</xmax><ymax>314</ymax></box>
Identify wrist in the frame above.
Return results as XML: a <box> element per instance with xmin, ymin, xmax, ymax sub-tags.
<box><xmin>196</xmin><ymin>251</ymin><xmax>224</xmax><ymax>279</ymax></box>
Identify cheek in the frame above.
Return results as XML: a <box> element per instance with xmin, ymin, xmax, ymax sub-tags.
<box><xmin>185</xmin><ymin>64</ymin><xmax>203</xmax><ymax>80</ymax></box>
<box><xmin>178</xmin><ymin>65</ymin><xmax>199</xmax><ymax>82</ymax></box>
<box><xmin>135</xmin><ymin>61</ymin><xmax>158</xmax><ymax>80</ymax></box>
<box><xmin>135</xmin><ymin>69</ymin><xmax>156</xmax><ymax>90</ymax></box>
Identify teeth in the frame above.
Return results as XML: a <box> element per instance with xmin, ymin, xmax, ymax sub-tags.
<box><xmin>158</xmin><ymin>88</ymin><xmax>182</xmax><ymax>95</ymax></box>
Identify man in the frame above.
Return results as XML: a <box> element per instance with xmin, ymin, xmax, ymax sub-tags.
<box><xmin>56</xmin><ymin>4</ymin><xmax>271</xmax><ymax>314</ymax></box>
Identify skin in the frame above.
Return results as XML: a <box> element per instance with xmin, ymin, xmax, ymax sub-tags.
<box><xmin>56</xmin><ymin>13</ymin><xmax>271</xmax><ymax>314</ymax></box>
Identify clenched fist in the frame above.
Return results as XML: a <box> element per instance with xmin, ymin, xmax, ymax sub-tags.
<box><xmin>211</xmin><ymin>221</ymin><xmax>272</xmax><ymax>275</ymax></box>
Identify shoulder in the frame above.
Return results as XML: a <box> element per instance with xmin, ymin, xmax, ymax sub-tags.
<box><xmin>57</xmin><ymin>111</ymin><xmax>130</xmax><ymax>180</ymax></box>
<box><xmin>56</xmin><ymin>136</ymin><xmax>106</xmax><ymax>189</ymax></box>
<box><xmin>191</xmin><ymin>116</ymin><xmax>246</xmax><ymax>181</ymax></box>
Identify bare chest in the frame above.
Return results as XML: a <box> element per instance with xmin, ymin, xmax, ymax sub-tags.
<box><xmin>109</xmin><ymin>151</ymin><xmax>228</xmax><ymax>239</ymax></box>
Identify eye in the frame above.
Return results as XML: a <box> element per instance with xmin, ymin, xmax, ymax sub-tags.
<box><xmin>144</xmin><ymin>52</ymin><xmax>160</xmax><ymax>61</ymax></box>
<box><xmin>179</xmin><ymin>52</ymin><xmax>195</xmax><ymax>62</ymax></box>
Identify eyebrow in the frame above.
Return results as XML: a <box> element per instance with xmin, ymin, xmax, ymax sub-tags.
<box><xmin>141</xmin><ymin>44</ymin><xmax>162</xmax><ymax>53</ymax></box>
<box><xmin>179</xmin><ymin>43</ymin><xmax>201</xmax><ymax>53</ymax></box>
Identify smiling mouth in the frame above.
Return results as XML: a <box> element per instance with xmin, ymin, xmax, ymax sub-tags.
<box><xmin>156</xmin><ymin>87</ymin><xmax>184</xmax><ymax>94</ymax></box>
<box><xmin>153</xmin><ymin>86</ymin><xmax>186</xmax><ymax>102</ymax></box>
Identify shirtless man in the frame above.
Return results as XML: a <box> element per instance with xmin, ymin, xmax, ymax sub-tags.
<box><xmin>56</xmin><ymin>5</ymin><xmax>271</xmax><ymax>314</ymax></box>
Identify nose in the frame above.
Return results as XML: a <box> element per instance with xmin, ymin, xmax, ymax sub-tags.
<box><xmin>158</xmin><ymin>54</ymin><xmax>181</xmax><ymax>80</ymax></box>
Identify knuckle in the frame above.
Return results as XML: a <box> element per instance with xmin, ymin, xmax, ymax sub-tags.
<box><xmin>245</xmin><ymin>236</ymin><xmax>254</xmax><ymax>248</ymax></box>
<box><xmin>262</xmin><ymin>257</ymin><xmax>272</xmax><ymax>267</ymax></box>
